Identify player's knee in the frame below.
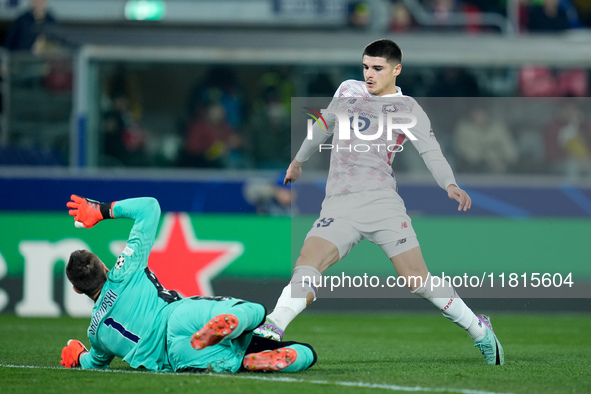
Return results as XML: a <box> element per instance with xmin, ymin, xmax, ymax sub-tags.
<box><xmin>411</xmin><ymin>273</ymin><xmax>454</xmax><ymax>299</ymax></box>
<box><xmin>295</xmin><ymin>253</ymin><xmax>322</xmax><ymax>271</ymax></box>
<box><xmin>404</xmin><ymin>274</ymin><xmax>427</xmax><ymax>291</ymax></box>
<box><xmin>298</xmin><ymin>238</ymin><xmax>339</xmax><ymax>272</ymax></box>
<box><xmin>231</xmin><ymin>302</ymin><xmax>267</xmax><ymax>331</ymax></box>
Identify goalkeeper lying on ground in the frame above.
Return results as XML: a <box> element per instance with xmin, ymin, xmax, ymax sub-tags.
<box><xmin>60</xmin><ymin>195</ymin><xmax>316</xmax><ymax>373</ymax></box>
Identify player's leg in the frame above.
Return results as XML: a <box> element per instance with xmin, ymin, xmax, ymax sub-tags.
<box><xmin>243</xmin><ymin>335</ymin><xmax>317</xmax><ymax>372</ymax></box>
<box><xmin>390</xmin><ymin>245</ymin><xmax>482</xmax><ymax>334</ymax></box>
<box><xmin>254</xmin><ymin>236</ymin><xmax>339</xmax><ymax>340</ymax></box>
<box><xmin>191</xmin><ymin>298</ymin><xmax>266</xmax><ymax>349</ymax></box>
<box><xmin>256</xmin><ymin>197</ymin><xmax>361</xmax><ymax>340</ymax></box>
<box><xmin>167</xmin><ymin>298</ymin><xmax>268</xmax><ymax>372</ymax></box>
<box><xmin>389</xmin><ymin>245</ymin><xmax>504</xmax><ymax>365</ymax></box>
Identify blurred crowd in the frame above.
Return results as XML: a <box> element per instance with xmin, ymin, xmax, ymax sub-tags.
<box><xmin>96</xmin><ymin>62</ymin><xmax>591</xmax><ymax>182</ymax></box>
<box><xmin>448</xmin><ymin>99</ymin><xmax>591</xmax><ymax>181</ymax></box>
<box><xmin>2</xmin><ymin>0</ymin><xmax>591</xmax><ymax>183</ymax></box>
<box><xmin>384</xmin><ymin>0</ymin><xmax>591</xmax><ymax>33</ymax></box>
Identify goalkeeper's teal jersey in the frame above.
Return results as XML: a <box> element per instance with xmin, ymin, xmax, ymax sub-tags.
<box><xmin>79</xmin><ymin>197</ymin><xmax>181</xmax><ymax>371</ymax></box>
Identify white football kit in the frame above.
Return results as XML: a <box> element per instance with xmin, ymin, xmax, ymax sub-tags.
<box><xmin>296</xmin><ymin>80</ymin><xmax>457</xmax><ymax>258</ymax></box>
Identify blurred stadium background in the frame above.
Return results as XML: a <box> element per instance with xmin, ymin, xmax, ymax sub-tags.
<box><xmin>0</xmin><ymin>0</ymin><xmax>590</xmax><ymax>317</ymax></box>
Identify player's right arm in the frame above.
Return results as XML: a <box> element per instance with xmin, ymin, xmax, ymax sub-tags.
<box><xmin>285</xmin><ymin>158</ymin><xmax>303</xmax><ymax>184</ymax></box>
<box><xmin>68</xmin><ymin>195</ymin><xmax>161</xmax><ymax>277</ymax></box>
<box><xmin>289</xmin><ymin>88</ymin><xmax>344</xmax><ymax>183</ymax></box>
<box><xmin>109</xmin><ymin>197</ymin><xmax>161</xmax><ymax>278</ymax></box>
<box><xmin>285</xmin><ymin>120</ymin><xmax>330</xmax><ymax>184</ymax></box>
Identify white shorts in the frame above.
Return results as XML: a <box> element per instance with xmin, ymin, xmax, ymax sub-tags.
<box><xmin>305</xmin><ymin>189</ymin><xmax>419</xmax><ymax>260</ymax></box>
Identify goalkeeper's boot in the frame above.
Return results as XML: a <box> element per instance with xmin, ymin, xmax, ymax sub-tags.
<box><xmin>253</xmin><ymin>318</ymin><xmax>284</xmax><ymax>341</ymax></box>
<box><xmin>243</xmin><ymin>343</ymin><xmax>317</xmax><ymax>372</ymax></box>
<box><xmin>474</xmin><ymin>314</ymin><xmax>504</xmax><ymax>365</ymax></box>
<box><xmin>191</xmin><ymin>314</ymin><xmax>239</xmax><ymax>350</ymax></box>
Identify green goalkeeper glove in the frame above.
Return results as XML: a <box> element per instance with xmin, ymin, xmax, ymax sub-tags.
<box><xmin>60</xmin><ymin>339</ymin><xmax>88</xmax><ymax>368</ymax></box>
<box><xmin>67</xmin><ymin>194</ymin><xmax>115</xmax><ymax>228</ymax></box>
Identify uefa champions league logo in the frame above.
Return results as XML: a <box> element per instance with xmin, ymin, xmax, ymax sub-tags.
<box><xmin>305</xmin><ymin>107</ymin><xmax>418</xmax><ymax>153</ymax></box>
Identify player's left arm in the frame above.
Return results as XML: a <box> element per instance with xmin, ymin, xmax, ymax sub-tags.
<box><xmin>408</xmin><ymin>107</ymin><xmax>471</xmax><ymax>212</ymax></box>
<box><xmin>61</xmin><ymin>339</ymin><xmax>114</xmax><ymax>370</ymax></box>
<box><xmin>421</xmin><ymin>149</ymin><xmax>471</xmax><ymax>212</ymax></box>
<box><xmin>79</xmin><ymin>347</ymin><xmax>115</xmax><ymax>370</ymax></box>
<box><xmin>446</xmin><ymin>183</ymin><xmax>471</xmax><ymax>212</ymax></box>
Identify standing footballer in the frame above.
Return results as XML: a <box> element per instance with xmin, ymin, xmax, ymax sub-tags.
<box><xmin>255</xmin><ymin>38</ymin><xmax>504</xmax><ymax>365</ymax></box>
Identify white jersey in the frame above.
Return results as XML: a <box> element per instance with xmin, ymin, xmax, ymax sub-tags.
<box><xmin>324</xmin><ymin>80</ymin><xmax>442</xmax><ymax>196</ymax></box>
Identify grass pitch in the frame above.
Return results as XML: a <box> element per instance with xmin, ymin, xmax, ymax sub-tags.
<box><xmin>1</xmin><ymin>313</ymin><xmax>590</xmax><ymax>394</ymax></box>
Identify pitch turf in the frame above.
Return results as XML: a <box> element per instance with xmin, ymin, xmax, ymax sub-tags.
<box><xmin>1</xmin><ymin>313</ymin><xmax>590</xmax><ymax>394</ymax></box>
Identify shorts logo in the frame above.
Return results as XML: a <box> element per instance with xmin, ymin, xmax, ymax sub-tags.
<box><xmin>401</xmin><ymin>222</ymin><xmax>408</xmax><ymax>229</ymax></box>
<box><xmin>395</xmin><ymin>238</ymin><xmax>406</xmax><ymax>246</ymax></box>
<box><xmin>114</xmin><ymin>255</ymin><xmax>125</xmax><ymax>270</ymax></box>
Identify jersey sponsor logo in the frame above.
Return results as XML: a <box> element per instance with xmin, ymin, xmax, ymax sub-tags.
<box><xmin>395</xmin><ymin>238</ymin><xmax>407</xmax><ymax>246</ymax></box>
<box><xmin>350</xmin><ymin>115</ymin><xmax>371</xmax><ymax>133</ymax></box>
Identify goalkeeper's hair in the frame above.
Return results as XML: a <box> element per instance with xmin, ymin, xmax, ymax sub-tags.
<box><xmin>363</xmin><ymin>39</ymin><xmax>402</xmax><ymax>65</ymax></box>
<box><xmin>67</xmin><ymin>250</ymin><xmax>107</xmax><ymax>299</ymax></box>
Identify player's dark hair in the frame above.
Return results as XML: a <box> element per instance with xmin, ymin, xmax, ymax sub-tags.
<box><xmin>363</xmin><ymin>39</ymin><xmax>402</xmax><ymax>65</ymax></box>
<box><xmin>66</xmin><ymin>250</ymin><xmax>107</xmax><ymax>299</ymax></box>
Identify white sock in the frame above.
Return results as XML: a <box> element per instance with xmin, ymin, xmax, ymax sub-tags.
<box><xmin>267</xmin><ymin>265</ymin><xmax>322</xmax><ymax>331</ymax></box>
<box><xmin>466</xmin><ymin>315</ymin><xmax>486</xmax><ymax>341</ymax></box>
<box><xmin>412</xmin><ymin>273</ymin><xmax>486</xmax><ymax>341</ymax></box>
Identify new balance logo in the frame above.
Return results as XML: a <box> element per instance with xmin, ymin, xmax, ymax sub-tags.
<box><xmin>401</xmin><ymin>222</ymin><xmax>408</xmax><ymax>229</ymax></box>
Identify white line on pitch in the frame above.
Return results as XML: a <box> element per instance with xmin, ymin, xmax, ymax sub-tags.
<box><xmin>0</xmin><ymin>364</ymin><xmax>512</xmax><ymax>394</ymax></box>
